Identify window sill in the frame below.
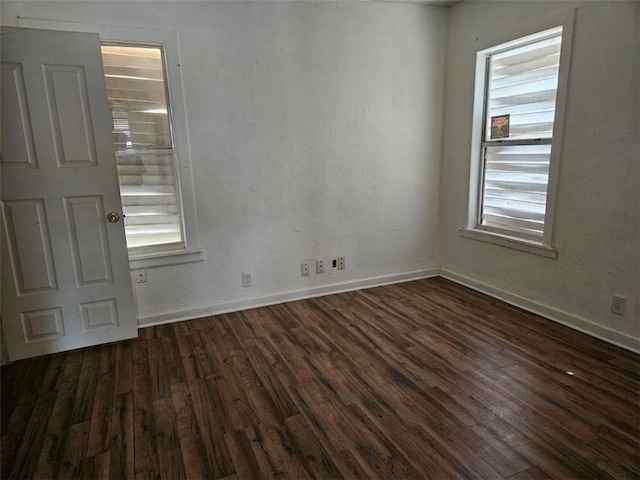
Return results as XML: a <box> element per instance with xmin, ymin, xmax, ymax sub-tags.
<box><xmin>129</xmin><ymin>247</ymin><xmax>205</xmax><ymax>269</ymax></box>
<box><xmin>459</xmin><ymin>228</ymin><xmax>557</xmax><ymax>258</ymax></box>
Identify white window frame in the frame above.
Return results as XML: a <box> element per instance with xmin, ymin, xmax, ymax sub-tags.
<box><xmin>6</xmin><ymin>17</ymin><xmax>203</xmax><ymax>269</ymax></box>
<box><xmin>102</xmin><ymin>42</ymin><xmax>186</xmax><ymax>252</ymax></box>
<box><xmin>461</xmin><ymin>9</ymin><xmax>575</xmax><ymax>258</ymax></box>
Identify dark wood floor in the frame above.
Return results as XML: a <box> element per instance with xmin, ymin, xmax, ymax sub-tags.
<box><xmin>2</xmin><ymin>277</ymin><xmax>639</xmax><ymax>479</ymax></box>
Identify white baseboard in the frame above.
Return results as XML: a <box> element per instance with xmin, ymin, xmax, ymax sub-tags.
<box><xmin>137</xmin><ymin>268</ymin><xmax>440</xmax><ymax>327</ymax></box>
<box><xmin>137</xmin><ymin>266</ymin><xmax>639</xmax><ymax>355</ymax></box>
<box><xmin>441</xmin><ymin>269</ymin><xmax>640</xmax><ymax>354</ymax></box>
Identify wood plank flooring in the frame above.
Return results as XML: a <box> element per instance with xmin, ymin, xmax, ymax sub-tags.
<box><xmin>2</xmin><ymin>277</ymin><xmax>639</xmax><ymax>479</ymax></box>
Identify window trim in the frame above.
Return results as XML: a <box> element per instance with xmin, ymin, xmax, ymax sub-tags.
<box><xmin>464</xmin><ymin>9</ymin><xmax>575</xmax><ymax>254</ymax></box>
<box><xmin>7</xmin><ymin>17</ymin><xmax>202</xmax><ymax>268</ymax></box>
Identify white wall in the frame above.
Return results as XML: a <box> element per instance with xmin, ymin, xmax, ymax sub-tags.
<box><xmin>2</xmin><ymin>0</ymin><xmax>638</xmax><ymax>353</ymax></box>
<box><xmin>442</xmin><ymin>1</ymin><xmax>639</xmax><ymax>350</ymax></box>
<box><xmin>1</xmin><ymin>1</ymin><xmax>447</xmax><ymax>321</ymax></box>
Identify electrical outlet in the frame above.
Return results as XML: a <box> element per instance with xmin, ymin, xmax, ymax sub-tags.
<box><xmin>316</xmin><ymin>260</ymin><xmax>324</xmax><ymax>273</ymax></box>
<box><xmin>242</xmin><ymin>272</ymin><xmax>252</xmax><ymax>287</ymax></box>
<box><xmin>301</xmin><ymin>262</ymin><xmax>311</xmax><ymax>276</ymax></box>
<box><xmin>611</xmin><ymin>295</ymin><xmax>626</xmax><ymax>315</ymax></box>
<box><xmin>133</xmin><ymin>269</ymin><xmax>146</xmax><ymax>284</ymax></box>
<box><xmin>337</xmin><ymin>256</ymin><xmax>345</xmax><ymax>270</ymax></box>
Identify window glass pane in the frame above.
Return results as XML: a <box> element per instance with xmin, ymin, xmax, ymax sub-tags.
<box><xmin>486</xmin><ymin>33</ymin><xmax>562</xmax><ymax>141</ymax></box>
<box><xmin>101</xmin><ymin>45</ymin><xmax>172</xmax><ymax>150</ymax></box>
<box><xmin>481</xmin><ymin>144</ymin><xmax>550</xmax><ymax>238</ymax></box>
<box><xmin>102</xmin><ymin>43</ymin><xmax>184</xmax><ymax>250</ymax></box>
<box><xmin>117</xmin><ymin>152</ymin><xmax>182</xmax><ymax>248</ymax></box>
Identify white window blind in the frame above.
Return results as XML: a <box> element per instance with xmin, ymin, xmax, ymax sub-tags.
<box><xmin>101</xmin><ymin>45</ymin><xmax>183</xmax><ymax>249</ymax></box>
<box><xmin>480</xmin><ymin>29</ymin><xmax>562</xmax><ymax>239</ymax></box>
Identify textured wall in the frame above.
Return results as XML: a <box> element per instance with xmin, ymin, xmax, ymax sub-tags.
<box><xmin>1</xmin><ymin>1</ymin><xmax>447</xmax><ymax>320</ymax></box>
<box><xmin>441</xmin><ymin>0</ymin><xmax>639</xmax><ymax>348</ymax></box>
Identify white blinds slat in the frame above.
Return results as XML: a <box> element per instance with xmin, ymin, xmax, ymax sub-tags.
<box><xmin>481</xmin><ymin>213</ymin><xmax>543</xmax><ymax>236</ymax></box>
<box><xmin>123</xmin><ymin>205</ymin><xmax>179</xmax><ymax>215</ymax></box>
<box><xmin>119</xmin><ymin>185</ymin><xmax>177</xmax><ymax>196</ymax></box>
<box><xmin>481</xmin><ymin>145</ymin><xmax>552</xmax><ymax>238</ymax></box>
<box><xmin>124</xmin><ymin>233</ymin><xmax>182</xmax><ymax>248</ymax></box>
<box><xmin>483</xmin><ymin>198</ymin><xmax>547</xmax><ymax>216</ymax></box>
<box><xmin>491</xmin><ymin>36</ymin><xmax>562</xmax><ymax>66</ymax></box>
<box><xmin>119</xmin><ymin>175</ymin><xmax>178</xmax><ymax>186</ymax></box>
<box><xmin>124</xmin><ymin>214</ymin><xmax>181</xmax><ymax>226</ymax></box>
<box><xmin>118</xmin><ymin>164</ymin><xmax>175</xmax><ymax>176</ymax></box>
<box><xmin>492</xmin><ymin>53</ymin><xmax>559</xmax><ymax>78</ymax></box>
<box><xmin>120</xmin><ymin>196</ymin><xmax>177</xmax><ymax>207</ymax></box>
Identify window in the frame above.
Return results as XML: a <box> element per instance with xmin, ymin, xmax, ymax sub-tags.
<box><xmin>465</xmin><ymin>12</ymin><xmax>574</xmax><ymax>254</ymax></box>
<box><xmin>2</xmin><ymin>17</ymin><xmax>202</xmax><ymax>268</ymax></box>
<box><xmin>101</xmin><ymin>44</ymin><xmax>183</xmax><ymax>251</ymax></box>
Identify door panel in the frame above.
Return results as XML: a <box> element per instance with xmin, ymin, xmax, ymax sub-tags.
<box><xmin>1</xmin><ymin>27</ymin><xmax>137</xmax><ymax>361</ymax></box>
<box><xmin>1</xmin><ymin>199</ymin><xmax>58</xmax><ymax>294</ymax></box>
<box><xmin>21</xmin><ymin>307</ymin><xmax>65</xmax><ymax>343</ymax></box>
<box><xmin>64</xmin><ymin>196</ymin><xmax>114</xmax><ymax>286</ymax></box>
<box><xmin>43</xmin><ymin>64</ymin><xmax>98</xmax><ymax>166</ymax></box>
<box><xmin>1</xmin><ymin>63</ymin><xmax>38</xmax><ymax>168</ymax></box>
<box><xmin>79</xmin><ymin>299</ymin><xmax>119</xmax><ymax>330</ymax></box>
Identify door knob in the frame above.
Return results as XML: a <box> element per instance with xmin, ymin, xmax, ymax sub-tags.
<box><xmin>107</xmin><ymin>212</ymin><xmax>121</xmax><ymax>223</ymax></box>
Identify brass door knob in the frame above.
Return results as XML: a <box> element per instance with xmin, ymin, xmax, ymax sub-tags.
<box><xmin>107</xmin><ymin>212</ymin><xmax>120</xmax><ymax>223</ymax></box>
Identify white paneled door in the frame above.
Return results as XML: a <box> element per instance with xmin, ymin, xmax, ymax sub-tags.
<box><xmin>1</xmin><ymin>27</ymin><xmax>137</xmax><ymax>361</ymax></box>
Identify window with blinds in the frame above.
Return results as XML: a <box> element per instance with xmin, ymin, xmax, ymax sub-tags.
<box><xmin>478</xmin><ymin>28</ymin><xmax>563</xmax><ymax>240</ymax></box>
<box><xmin>101</xmin><ymin>45</ymin><xmax>183</xmax><ymax>250</ymax></box>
